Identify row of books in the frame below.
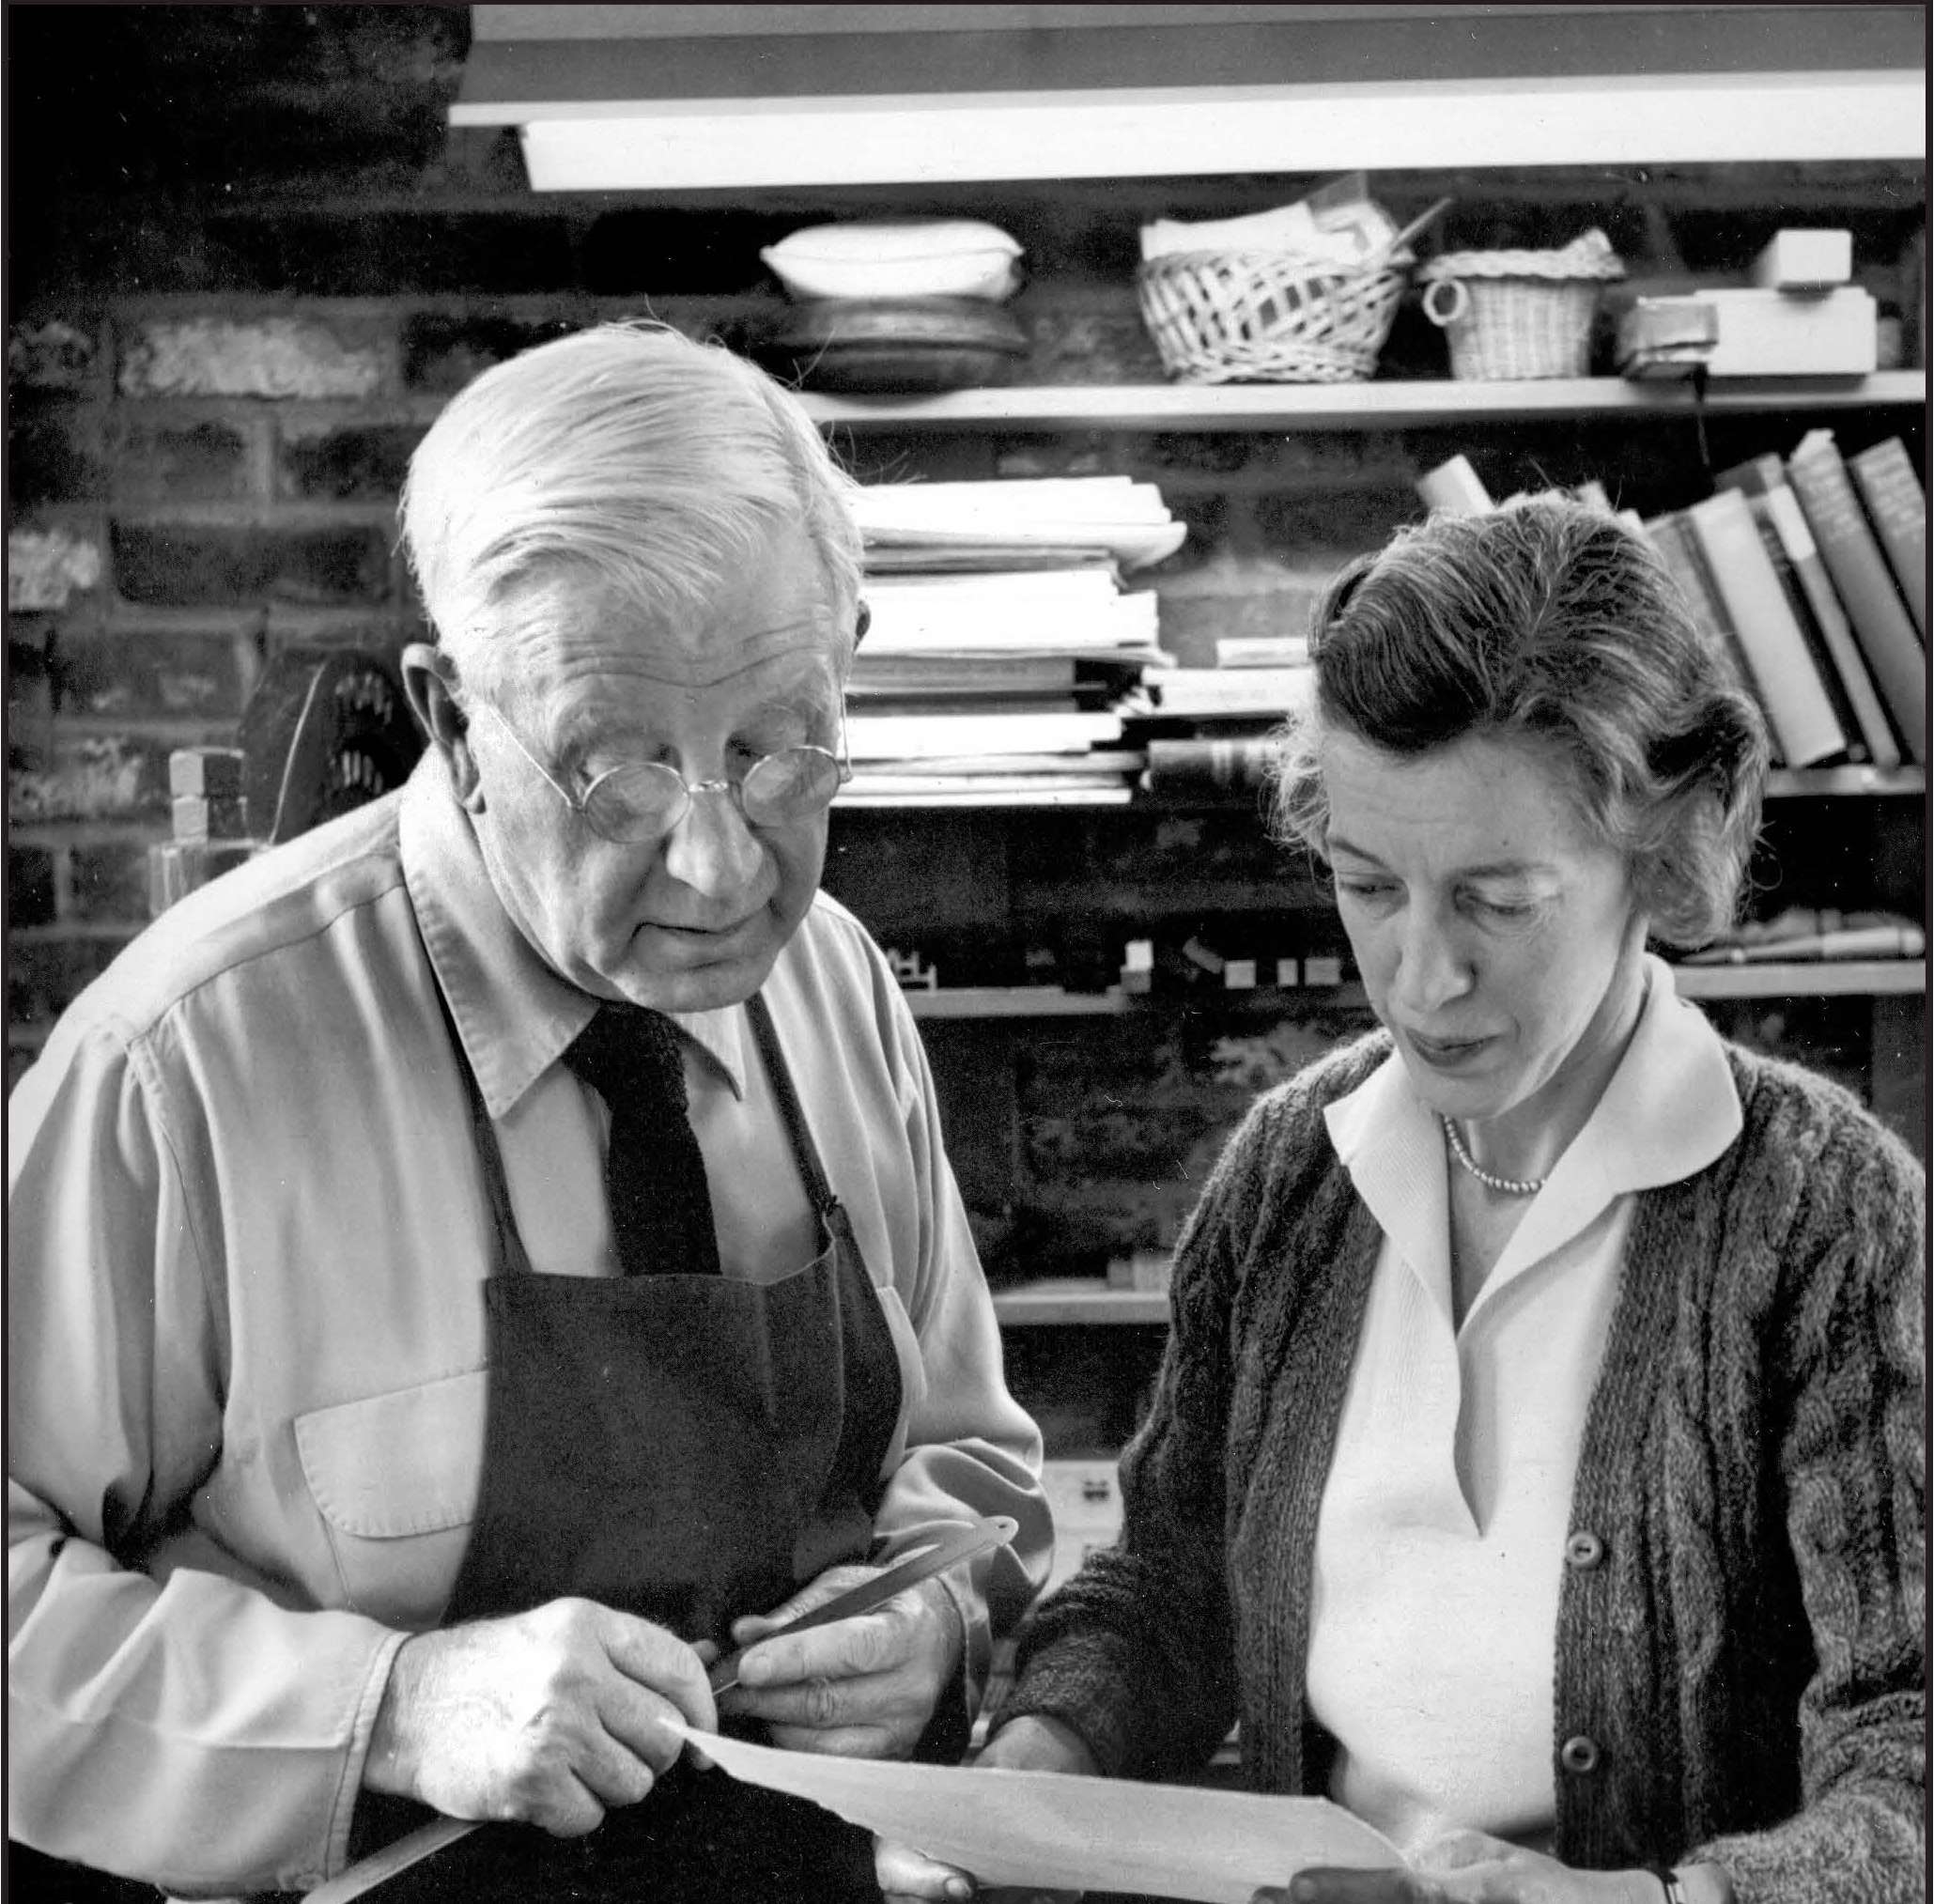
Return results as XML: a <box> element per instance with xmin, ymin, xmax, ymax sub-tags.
<box><xmin>1638</xmin><ymin>431</ymin><xmax>1926</xmax><ymax>768</ymax></box>
<box><xmin>843</xmin><ymin>477</ymin><xmax>1183</xmax><ymax>803</ymax></box>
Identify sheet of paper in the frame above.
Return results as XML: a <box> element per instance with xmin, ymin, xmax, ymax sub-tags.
<box><xmin>674</xmin><ymin>1725</ymin><xmax>1404</xmax><ymax>1903</ymax></box>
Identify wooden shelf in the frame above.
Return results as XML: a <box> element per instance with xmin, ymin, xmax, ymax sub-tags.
<box><xmin>804</xmin><ymin>371</ymin><xmax>1926</xmax><ymax>433</ymax></box>
<box><xmin>1764</xmin><ymin>766</ymin><xmax>1926</xmax><ymax>797</ymax></box>
<box><xmin>992</xmin><ymin>1278</ymin><xmax>1169</xmax><ymax>1326</ymax></box>
<box><xmin>906</xmin><ymin>964</ymin><xmax>1925</xmax><ymax>1019</ymax></box>
<box><xmin>1673</xmin><ymin>959</ymin><xmax>1926</xmax><ymax>999</ymax></box>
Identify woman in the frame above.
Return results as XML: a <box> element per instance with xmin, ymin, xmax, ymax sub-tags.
<box><xmin>881</xmin><ymin>494</ymin><xmax>1925</xmax><ymax>1904</ymax></box>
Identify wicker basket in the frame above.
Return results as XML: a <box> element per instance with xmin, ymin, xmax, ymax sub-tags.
<box><xmin>1418</xmin><ymin>231</ymin><xmax>1625</xmax><ymax>380</ymax></box>
<box><xmin>1137</xmin><ymin>250</ymin><xmax>1408</xmax><ymax>384</ymax></box>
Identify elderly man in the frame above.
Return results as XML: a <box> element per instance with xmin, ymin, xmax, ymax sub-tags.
<box><xmin>8</xmin><ymin>322</ymin><xmax>1052</xmax><ymax>1902</ymax></box>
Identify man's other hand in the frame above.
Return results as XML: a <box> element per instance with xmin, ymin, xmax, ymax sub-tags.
<box><xmin>718</xmin><ymin>1563</ymin><xmax>963</xmax><ymax>1759</ymax></box>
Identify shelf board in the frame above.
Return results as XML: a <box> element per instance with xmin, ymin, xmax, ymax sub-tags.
<box><xmin>837</xmin><ymin>765</ymin><xmax>1925</xmax><ymax>812</ymax></box>
<box><xmin>1673</xmin><ymin>959</ymin><xmax>1926</xmax><ymax>999</ymax></box>
<box><xmin>905</xmin><ymin>963</ymin><xmax>1925</xmax><ymax>1019</ymax></box>
<box><xmin>993</xmin><ymin>1278</ymin><xmax>1169</xmax><ymax>1327</ymax></box>
<box><xmin>804</xmin><ymin>371</ymin><xmax>1926</xmax><ymax>433</ymax></box>
<box><xmin>1765</xmin><ymin>765</ymin><xmax>1926</xmax><ymax>797</ymax></box>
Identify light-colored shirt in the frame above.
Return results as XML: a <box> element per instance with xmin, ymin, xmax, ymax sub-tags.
<box><xmin>7</xmin><ymin>751</ymin><xmax>1051</xmax><ymax>1896</ymax></box>
<box><xmin>1307</xmin><ymin>956</ymin><xmax>1741</xmax><ymax>1858</ymax></box>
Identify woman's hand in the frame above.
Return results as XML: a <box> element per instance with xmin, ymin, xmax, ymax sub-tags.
<box><xmin>874</xmin><ymin>1713</ymin><xmax>1099</xmax><ymax>1904</ymax></box>
<box><xmin>718</xmin><ymin>1564</ymin><xmax>962</xmax><ymax>1760</ymax></box>
<box><xmin>1254</xmin><ymin>1832</ymin><xmax>1668</xmax><ymax>1904</ymax></box>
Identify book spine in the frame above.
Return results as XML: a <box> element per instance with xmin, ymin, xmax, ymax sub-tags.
<box><xmin>1641</xmin><ymin>510</ymin><xmax>1780</xmax><ymax>761</ymax></box>
<box><xmin>1141</xmin><ymin>736</ymin><xmax>1278</xmax><ymax>796</ymax></box>
<box><xmin>1743</xmin><ymin>498</ymin><xmax>1868</xmax><ymax>762</ymax></box>
<box><xmin>1786</xmin><ymin>433</ymin><xmax>1927</xmax><ymax>762</ymax></box>
<box><xmin>1749</xmin><ymin>484</ymin><xmax>1903</xmax><ymax>767</ymax></box>
<box><xmin>1849</xmin><ymin>437</ymin><xmax>1928</xmax><ymax>638</ymax></box>
<box><xmin>1687</xmin><ymin>491</ymin><xmax>1849</xmax><ymax>767</ymax></box>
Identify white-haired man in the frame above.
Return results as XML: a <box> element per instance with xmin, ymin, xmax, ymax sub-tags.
<box><xmin>8</xmin><ymin>323</ymin><xmax>1052</xmax><ymax>1902</ymax></box>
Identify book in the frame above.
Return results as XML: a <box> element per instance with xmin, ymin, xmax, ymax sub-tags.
<box><xmin>1138</xmin><ymin>667</ymin><xmax>1313</xmax><ymax>720</ymax></box>
<box><xmin>1741</xmin><ymin>496</ymin><xmax>1870</xmax><ymax>763</ymax></box>
<box><xmin>1785</xmin><ymin>428</ymin><xmax>1926</xmax><ymax>762</ymax></box>
<box><xmin>1215</xmin><ymin>636</ymin><xmax>1310</xmax><ymax>669</ymax></box>
<box><xmin>844</xmin><ymin>709</ymin><xmax>1125</xmax><ymax>761</ymax></box>
<box><xmin>1639</xmin><ymin>509</ymin><xmax>1772</xmax><ymax>754</ymax></box>
<box><xmin>1141</xmin><ymin>735</ymin><xmax>1281</xmax><ymax>797</ymax></box>
<box><xmin>1749</xmin><ymin>228</ymin><xmax>1852</xmax><ymax>290</ymax></box>
<box><xmin>849</xmin><ymin>655</ymin><xmax>1079</xmax><ymax>697</ymax></box>
<box><xmin>1713</xmin><ymin>454</ymin><xmax>1902</xmax><ymax>767</ymax></box>
<box><xmin>1848</xmin><ymin>437</ymin><xmax>1927</xmax><ymax>638</ymax></box>
<box><xmin>1686</xmin><ymin>490</ymin><xmax>1849</xmax><ymax>767</ymax></box>
<box><xmin>1416</xmin><ymin>454</ymin><xmax>1493</xmax><ymax>515</ymax></box>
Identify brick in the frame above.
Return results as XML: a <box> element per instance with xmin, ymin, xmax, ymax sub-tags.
<box><xmin>212</xmin><ymin>211</ymin><xmax>580</xmax><ymax>299</ymax></box>
<box><xmin>1013</xmin><ymin>284</ymin><xmax>1168</xmax><ymax>384</ymax></box>
<box><xmin>6</xmin><ymin>932</ymin><xmax>132</xmax><ymax>1027</ymax></box>
<box><xmin>109</xmin><ymin>419</ymin><xmax>256</xmax><ymax>503</ymax></box>
<box><xmin>8</xmin><ymin>734</ymin><xmax>166</xmax><ymax>822</ymax></box>
<box><xmin>8</xmin><ymin>845</ymin><xmax>59</xmax><ymax>927</ymax></box>
<box><xmin>117</xmin><ymin>317</ymin><xmax>388</xmax><ymax>399</ymax></box>
<box><xmin>1253</xmin><ymin>485</ymin><xmax>1419</xmax><ymax>553</ymax></box>
<box><xmin>111</xmin><ymin>522</ymin><xmax>392</xmax><ymax>608</ymax></box>
<box><xmin>400</xmin><ymin>313</ymin><xmax>583</xmax><ymax>394</ymax></box>
<box><xmin>8</xmin><ymin>524</ymin><xmax>104</xmax><ymax>611</ymax></box>
<box><xmin>1152</xmin><ymin>546</ymin><xmax>1346</xmax><ymax>667</ymax></box>
<box><xmin>53</xmin><ymin>630</ymin><xmax>254</xmax><ymax>721</ymax></box>
<box><xmin>277</xmin><ymin>421</ymin><xmax>422</xmax><ymax>501</ymax></box>
<box><xmin>68</xmin><ymin>841</ymin><xmax>156</xmax><ymax>923</ymax></box>
<box><xmin>8</xmin><ymin>318</ymin><xmax>101</xmax><ymax>392</ymax></box>
<box><xmin>9</xmin><ymin>401</ymin><xmax>107</xmax><ymax>503</ymax></box>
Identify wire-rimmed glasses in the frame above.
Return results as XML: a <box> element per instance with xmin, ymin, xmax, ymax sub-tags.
<box><xmin>470</xmin><ymin>697</ymin><xmax>851</xmax><ymax>844</ymax></box>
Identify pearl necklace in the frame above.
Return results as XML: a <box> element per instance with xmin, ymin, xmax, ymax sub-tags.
<box><xmin>1441</xmin><ymin>1115</ymin><xmax>1547</xmax><ymax>1197</ymax></box>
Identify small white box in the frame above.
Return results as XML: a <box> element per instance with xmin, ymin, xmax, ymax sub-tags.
<box><xmin>1750</xmin><ymin>229</ymin><xmax>1853</xmax><ymax>290</ymax></box>
<box><xmin>1696</xmin><ymin>286</ymin><xmax>1877</xmax><ymax>377</ymax></box>
<box><xmin>1223</xmin><ymin>958</ymin><xmax>1258</xmax><ymax>990</ymax></box>
<box><xmin>1304</xmin><ymin>954</ymin><xmax>1344</xmax><ymax>986</ymax></box>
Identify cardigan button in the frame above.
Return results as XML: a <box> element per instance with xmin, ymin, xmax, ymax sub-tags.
<box><xmin>1564</xmin><ymin>1530</ymin><xmax>1605</xmax><ymax>1570</ymax></box>
<box><xmin>1560</xmin><ymin>1734</ymin><xmax>1601</xmax><ymax>1775</ymax></box>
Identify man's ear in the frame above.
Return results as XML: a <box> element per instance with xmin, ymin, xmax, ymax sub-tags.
<box><xmin>402</xmin><ymin>642</ymin><xmax>484</xmax><ymax>810</ymax></box>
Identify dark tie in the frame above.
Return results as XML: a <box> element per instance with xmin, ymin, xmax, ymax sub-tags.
<box><xmin>562</xmin><ymin>1003</ymin><xmax>721</xmax><ymax>1277</ymax></box>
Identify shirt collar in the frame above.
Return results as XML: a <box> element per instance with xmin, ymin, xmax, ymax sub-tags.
<box><xmin>399</xmin><ymin>751</ymin><xmax>751</xmax><ymax>1117</ymax></box>
<box><xmin>1323</xmin><ymin>954</ymin><xmax>1741</xmax><ymax>1308</ymax></box>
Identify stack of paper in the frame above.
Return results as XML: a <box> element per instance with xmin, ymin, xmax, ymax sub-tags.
<box><xmin>842</xmin><ymin>477</ymin><xmax>1184</xmax><ymax>805</ymax></box>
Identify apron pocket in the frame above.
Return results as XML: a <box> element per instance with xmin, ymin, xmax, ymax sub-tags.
<box><xmin>295</xmin><ymin>1369</ymin><xmax>487</xmax><ymax>1621</ymax></box>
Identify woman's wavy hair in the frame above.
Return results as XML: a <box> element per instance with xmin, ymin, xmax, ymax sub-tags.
<box><xmin>1268</xmin><ymin>491</ymin><xmax>1770</xmax><ymax>949</ymax></box>
<box><xmin>398</xmin><ymin>319</ymin><xmax>863</xmax><ymax>712</ymax></box>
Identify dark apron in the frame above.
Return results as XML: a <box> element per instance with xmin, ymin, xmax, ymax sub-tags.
<box><xmin>359</xmin><ymin>990</ymin><xmax>904</xmax><ymax>1903</ymax></box>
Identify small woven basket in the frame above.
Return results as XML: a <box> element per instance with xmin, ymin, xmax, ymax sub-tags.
<box><xmin>1419</xmin><ymin>231</ymin><xmax>1625</xmax><ymax>380</ymax></box>
<box><xmin>1137</xmin><ymin>250</ymin><xmax>1407</xmax><ymax>384</ymax></box>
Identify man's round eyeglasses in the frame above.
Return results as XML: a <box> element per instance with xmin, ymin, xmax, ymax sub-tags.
<box><xmin>470</xmin><ymin>698</ymin><xmax>851</xmax><ymax>844</ymax></box>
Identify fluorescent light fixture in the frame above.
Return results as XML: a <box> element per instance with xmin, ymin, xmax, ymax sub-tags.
<box><xmin>489</xmin><ymin>72</ymin><xmax>1925</xmax><ymax>190</ymax></box>
<box><xmin>453</xmin><ymin>6</ymin><xmax>1928</xmax><ymax>189</ymax></box>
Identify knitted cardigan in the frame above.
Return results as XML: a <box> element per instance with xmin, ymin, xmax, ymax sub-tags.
<box><xmin>998</xmin><ymin>1031</ymin><xmax>1926</xmax><ymax>1904</ymax></box>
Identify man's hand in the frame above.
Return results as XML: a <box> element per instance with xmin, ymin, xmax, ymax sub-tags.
<box><xmin>875</xmin><ymin>1713</ymin><xmax>1099</xmax><ymax>1904</ymax></box>
<box><xmin>718</xmin><ymin>1562</ymin><xmax>964</xmax><ymax>1760</ymax></box>
<box><xmin>1255</xmin><ymin>1831</ymin><xmax>1674</xmax><ymax>1904</ymax></box>
<box><xmin>364</xmin><ymin>1598</ymin><xmax>719</xmax><ymax>1835</ymax></box>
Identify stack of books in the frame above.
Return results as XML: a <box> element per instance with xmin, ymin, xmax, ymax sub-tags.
<box><xmin>842</xmin><ymin>477</ymin><xmax>1183</xmax><ymax>804</ymax></box>
<box><xmin>1640</xmin><ymin>430</ymin><xmax>1926</xmax><ymax>769</ymax></box>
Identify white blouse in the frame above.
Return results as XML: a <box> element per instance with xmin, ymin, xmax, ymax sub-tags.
<box><xmin>1306</xmin><ymin>955</ymin><xmax>1741</xmax><ymax>1857</ymax></box>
